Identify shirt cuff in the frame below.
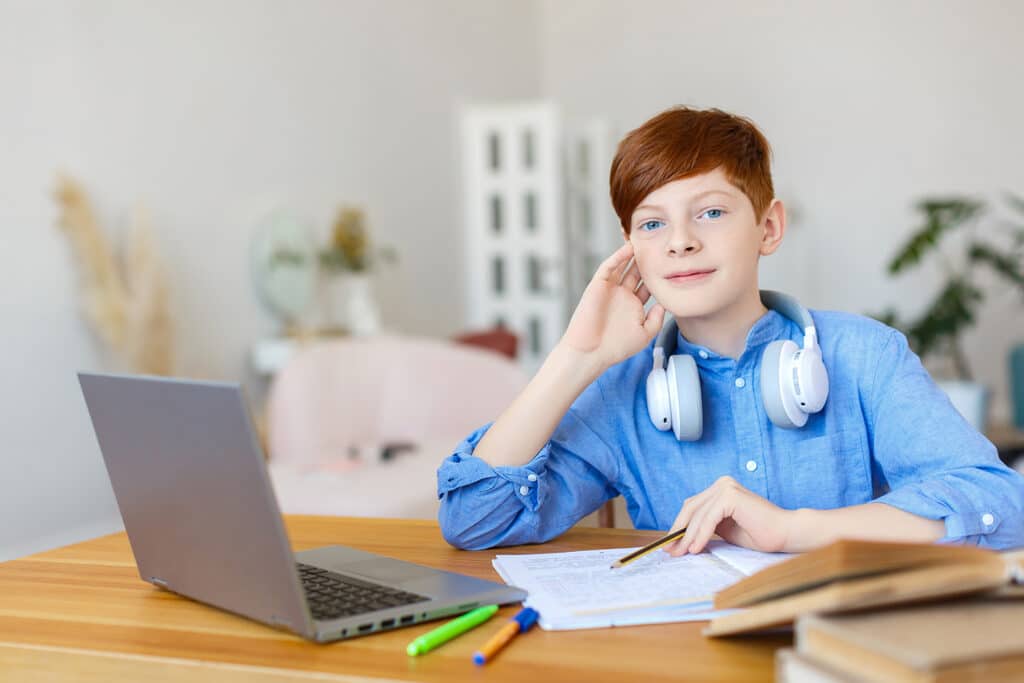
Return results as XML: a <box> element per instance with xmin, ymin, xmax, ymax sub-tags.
<box><xmin>436</xmin><ymin>424</ymin><xmax>553</xmax><ymax>512</ymax></box>
<box><xmin>873</xmin><ymin>485</ymin><xmax>1002</xmax><ymax>544</ymax></box>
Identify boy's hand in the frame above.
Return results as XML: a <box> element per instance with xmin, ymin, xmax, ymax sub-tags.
<box><xmin>560</xmin><ymin>242</ymin><xmax>666</xmax><ymax>370</ymax></box>
<box><xmin>664</xmin><ymin>476</ymin><xmax>794</xmax><ymax>555</ymax></box>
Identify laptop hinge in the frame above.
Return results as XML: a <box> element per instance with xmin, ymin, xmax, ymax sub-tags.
<box><xmin>149</xmin><ymin>577</ymin><xmax>169</xmax><ymax>588</ymax></box>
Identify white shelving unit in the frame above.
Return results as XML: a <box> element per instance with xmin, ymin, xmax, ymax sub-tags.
<box><xmin>564</xmin><ymin>118</ymin><xmax>622</xmax><ymax>307</ymax></box>
<box><xmin>460</xmin><ymin>102</ymin><xmax>618</xmax><ymax>374</ymax></box>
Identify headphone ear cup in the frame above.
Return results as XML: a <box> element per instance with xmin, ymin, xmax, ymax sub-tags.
<box><xmin>760</xmin><ymin>340</ymin><xmax>805</xmax><ymax>429</ymax></box>
<box><xmin>666</xmin><ymin>354</ymin><xmax>703</xmax><ymax>440</ymax></box>
<box><xmin>796</xmin><ymin>348</ymin><xmax>829</xmax><ymax>413</ymax></box>
<box><xmin>646</xmin><ymin>368</ymin><xmax>672</xmax><ymax>431</ymax></box>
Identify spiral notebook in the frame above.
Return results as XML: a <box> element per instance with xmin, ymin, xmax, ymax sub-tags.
<box><xmin>492</xmin><ymin>540</ymin><xmax>793</xmax><ymax>630</ymax></box>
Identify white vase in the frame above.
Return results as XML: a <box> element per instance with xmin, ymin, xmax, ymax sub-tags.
<box><xmin>322</xmin><ymin>272</ymin><xmax>380</xmax><ymax>335</ymax></box>
<box><xmin>936</xmin><ymin>380</ymin><xmax>989</xmax><ymax>431</ymax></box>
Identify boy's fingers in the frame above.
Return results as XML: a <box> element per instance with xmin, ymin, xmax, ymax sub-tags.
<box><xmin>681</xmin><ymin>492</ymin><xmax>723</xmax><ymax>555</ymax></box>
<box><xmin>636</xmin><ymin>284</ymin><xmax>651</xmax><ymax>305</ymax></box>
<box><xmin>666</xmin><ymin>494</ymin><xmax>703</xmax><ymax>553</ymax></box>
<box><xmin>667</xmin><ymin>511</ymin><xmax>700</xmax><ymax>557</ymax></box>
<box><xmin>596</xmin><ymin>243</ymin><xmax>633</xmax><ymax>281</ymax></box>
<box><xmin>666</xmin><ymin>522</ymin><xmax>691</xmax><ymax>556</ymax></box>
<box><xmin>673</xmin><ymin>504</ymin><xmax>707</xmax><ymax>555</ymax></box>
<box><xmin>666</xmin><ymin>481</ymin><xmax>720</xmax><ymax>556</ymax></box>
<box><xmin>620</xmin><ymin>263</ymin><xmax>641</xmax><ymax>290</ymax></box>
<box><xmin>644</xmin><ymin>304</ymin><xmax>666</xmax><ymax>337</ymax></box>
<box><xmin>614</xmin><ymin>256</ymin><xmax>636</xmax><ymax>285</ymax></box>
<box><xmin>670</xmin><ymin>507</ymin><xmax>690</xmax><ymax>536</ymax></box>
<box><xmin>687</xmin><ymin>507</ymin><xmax>722</xmax><ymax>554</ymax></box>
<box><xmin>671</xmin><ymin>490</ymin><xmax>705</xmax><ymax>533</ymax></box>
<box><xmin>715</xmin><ymin>519</ymin><xmax>744</xmax><ymax>546</ymax></box>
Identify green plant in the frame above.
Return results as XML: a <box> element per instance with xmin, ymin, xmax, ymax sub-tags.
<box><xmin>318</xmin><ymin>206</ymin><xmax>397</xmax><ymax>273</ymax></box>
<box><xmin>876</xmin><ymin>195</ymin><xmax>1024</xmax><ymax>381</ymax></box>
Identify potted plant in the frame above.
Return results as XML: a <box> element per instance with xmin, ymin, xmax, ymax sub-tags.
<box><xmin>318</xmin><ymin>206</ymin><xmax>398</xmax><ymax>335</ymax></box>
<box><xmin>875</xmin><ymin>195</ymin><xmax>1024</xmax><ymax>430</ymax></box>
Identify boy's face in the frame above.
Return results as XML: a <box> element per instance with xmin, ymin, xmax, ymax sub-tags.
<box><xmin>625</xmin><ymin>166</ymin><xmax>783</xmax><ymax>320</ymax></box>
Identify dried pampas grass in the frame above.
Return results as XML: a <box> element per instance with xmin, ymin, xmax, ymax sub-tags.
<box><xmin>54</xmin><ymin>175</ymin><xmax>175</xmax><ymax>376</ymax></box>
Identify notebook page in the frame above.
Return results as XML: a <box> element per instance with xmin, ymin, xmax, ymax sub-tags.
<box><xmin>707</xmin><ymin>540</ymin><xmax>795</xmax><ymax>576</ymax></box>
<box><xmin>493</xmin><ymin>545</ymin><xmax>746</xmax><ymax>630</ymax></box>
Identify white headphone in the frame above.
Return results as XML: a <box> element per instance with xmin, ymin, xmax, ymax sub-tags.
<box><xmin>646</xmin><ymin>290</ymin><xmax>829</xmax><ymax>440</ymax></box>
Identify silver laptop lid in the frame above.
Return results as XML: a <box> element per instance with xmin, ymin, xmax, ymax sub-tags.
<box><xmin>78</xmin><ymin>372</ymin><xmax>314</xmax><ymax>637</ymax></box>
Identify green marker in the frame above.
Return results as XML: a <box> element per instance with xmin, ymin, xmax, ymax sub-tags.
<box><xmin>406</xmin><ymin>604</ymin><xmax>499</xmax><ymax>656</ymax></box>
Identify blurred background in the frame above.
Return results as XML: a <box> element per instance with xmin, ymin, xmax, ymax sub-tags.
<box><xmin>3</xmin><ymin>0</ymin><xmax>1023</xmax><ymax>560</ymax></box>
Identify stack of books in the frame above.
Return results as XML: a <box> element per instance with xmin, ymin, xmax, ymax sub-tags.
<box><xmin>702</xmin><ymin>540</ymin><xmax>1024</xmax><ymax>682</ymax></box>
<box><xmin>778</xmin><ymin>598</ymin><xmax>1024</xmax><ymax>682</ymax></box>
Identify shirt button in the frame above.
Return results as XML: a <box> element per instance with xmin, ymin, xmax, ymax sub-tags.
<box><xmin>735</xmin><ymin>377</ymin><xmax>746</xmax><ymax>388</ymax></box>
<box><xmin>745</xmin><ymin>460</ymin><xmax>758</xmax><ymax>472</ymax></box>
<box><xmin>982</xmin><ymin>513</ymin><xmax>995</xmax><ymax>526</ymax></box>
<box><xmin>698</xmin><ymin>350</ymin><xmax>709</xmax><ymax>359</ymax></box>
<box><xmin>519</xmin><ymin>485</ymin><xmax>529</xmax><ymax>496</ymax></box>
<box><xmin>527</xmin><ymin>473</ymin><xmax>538</xmax><ymax>482</ymax></box>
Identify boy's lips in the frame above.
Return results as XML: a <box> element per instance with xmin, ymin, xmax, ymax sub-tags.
<box><xmin>665</xmin><ymin>269</ymin><xmax>716</xmax><ymax>284</ymax></box>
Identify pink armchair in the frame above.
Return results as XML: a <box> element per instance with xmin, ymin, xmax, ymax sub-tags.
<box><xmin>265</xmin><ymin>334</ymin><xmax>527</xmax><ymax>469</ymax></box>
<box><xmin>265</xmin><ymin>333</ymin><xmax>622</xmax><ymax>527</ymax></box>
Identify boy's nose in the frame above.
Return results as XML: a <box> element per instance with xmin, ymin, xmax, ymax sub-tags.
<box><xmin>666</xmin><ymin>224</ymin><xmax>700</xmax><ymax>255</ymax></box>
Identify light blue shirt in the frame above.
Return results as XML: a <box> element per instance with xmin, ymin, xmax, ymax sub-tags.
<box><xmin>437</xmin><ymin>309</ymin><xmax>1024</xmax><ymax>551</ymax></box>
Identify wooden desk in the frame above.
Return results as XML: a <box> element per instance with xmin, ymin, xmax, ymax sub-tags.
<box><xmin>0</xmin><ymin>516</ymin><xmax>786</xmax><ymax>681</ymax></box>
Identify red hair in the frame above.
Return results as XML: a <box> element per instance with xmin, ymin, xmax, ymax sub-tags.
<box><xmin>610</xmin><ymin>107</ymin><xmax>774</xmax><ymax>234</ymax></box>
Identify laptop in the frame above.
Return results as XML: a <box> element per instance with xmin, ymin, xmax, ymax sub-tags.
<box><xmin>77</xmin><ymin>372</ymin><xmax>526</xmax><ymax>643</ymax></box>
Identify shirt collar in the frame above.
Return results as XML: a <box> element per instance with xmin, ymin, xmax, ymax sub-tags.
<box><xmin>675</xmin><ymin>309</ymin><xmax>795</xmax><ymax>370</ymax></box>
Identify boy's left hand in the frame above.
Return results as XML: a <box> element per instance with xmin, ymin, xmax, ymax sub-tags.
<box><xmin>664</xmin><ymin>476</ymin><xmax>793</xmax><ymax>555</ymax></box>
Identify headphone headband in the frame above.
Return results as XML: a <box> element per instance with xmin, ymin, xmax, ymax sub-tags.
<box><xmin>653</xmin><ymin>316</ymin><xmax>678</xmax><ymax>367</ymax></box>
<box><xmin>647</xmin><ymin>289</ymin><xmax>828</xmax><ymax>439</ymax></box>
<box><xmin>759</xmin><ymin>290</ymin><xmax>814</xmax><ymax>330</ymax></box>
<box><xmin>653</xmin><ymin>289</ymin><xmax>816</xmax><ymax>362</ymax></box>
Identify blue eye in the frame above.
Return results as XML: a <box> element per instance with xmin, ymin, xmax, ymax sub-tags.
<box><xmin>639</xmin><ymin>219</ymin><xmax>664</xmax><ymax>232</ymax></box>
<box><xmin>700</xmin><ymin>209</ymin><xmax>724</xmax><ymax>220</ymax></box>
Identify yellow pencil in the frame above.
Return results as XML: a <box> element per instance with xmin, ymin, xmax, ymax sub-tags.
<box><xmin>609</xmin><ymin>527</ymin><xmax>687</xmax><ymax>569</ymax></box>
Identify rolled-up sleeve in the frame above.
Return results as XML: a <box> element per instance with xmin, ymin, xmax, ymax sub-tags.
<box><xmin>437</xmin><ymin>381</ymin><xmax>621</xmax><ymax>550</ymax></box>
<box><xmin>867</xmin><ymin>329</ymin><xmax>1024</xmax><ymax>549</ymax></box>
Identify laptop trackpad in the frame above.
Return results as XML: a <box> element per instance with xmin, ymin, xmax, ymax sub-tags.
<box><xmin>342</xmin><ymin>558</ymin><xmax>438</xmax><ymax>585</ymax></box>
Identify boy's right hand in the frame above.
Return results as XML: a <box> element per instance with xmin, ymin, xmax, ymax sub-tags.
<box><xmin>560</xmin><ymin>242</ymin><xmax>666</xmax><ymax>370</ymax></box>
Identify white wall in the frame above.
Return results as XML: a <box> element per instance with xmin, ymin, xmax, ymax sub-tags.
<box><xmin>539</xmin><ymin>0</ymin><xmax>1024</xmax><ymax>420</ymax></box>
<box><xmin>0</xmin><ymin>0</ymin><xmax>541</xmax><ymax>560</ymax></box>
<box><xmin>4</xmin><ymin>0</ymin><xmax>1021</xmax><ymax>561</ymax></box>
<box><xmin>1</xmin><ymin>3</ymin><xmax>122</xmax><ymax>560</ymax></box>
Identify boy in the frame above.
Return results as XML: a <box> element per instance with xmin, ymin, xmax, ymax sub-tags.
<box><xmin>438</xmin><ymin>107</ymin><xmax>1024</xmax><ymax>554</ymax></box>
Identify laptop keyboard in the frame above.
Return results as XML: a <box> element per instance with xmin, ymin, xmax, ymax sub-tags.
<box><xmin>297</xmin><ymin>563</ymin><xmax>430</xmax><ymax>621</ymax></box>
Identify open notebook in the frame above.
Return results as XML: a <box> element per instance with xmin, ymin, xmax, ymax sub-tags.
<box><xmin>492</xmin><ymin>540</ymin><xmax>793</xmax><ymax>630</ymax></box>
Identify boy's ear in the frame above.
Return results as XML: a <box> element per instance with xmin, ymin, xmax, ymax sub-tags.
<box><xmin>759</xmin><ymin>199</ymin><xmax>786</xmax><ymax>256</ymax></box>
